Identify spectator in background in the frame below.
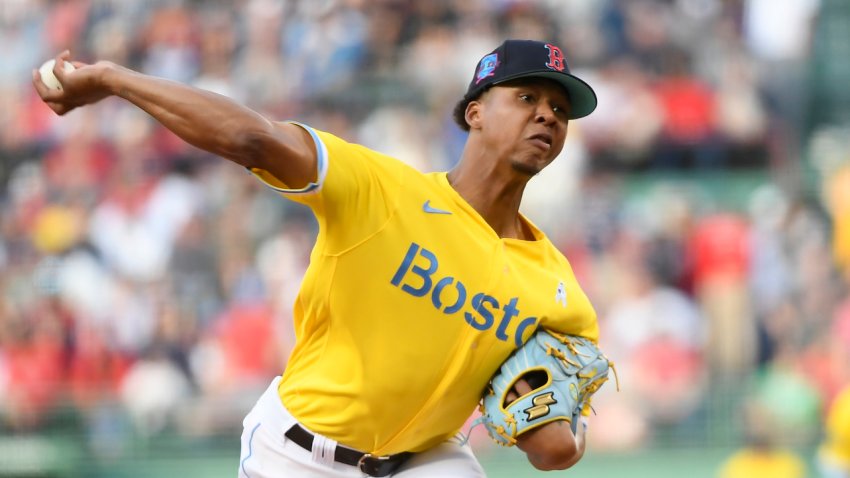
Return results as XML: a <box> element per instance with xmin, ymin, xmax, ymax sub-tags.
<box><xmin>747</xmin><ymin>339</ymin><xmax>823</xmax><ymax>447</ymax></box>
<box><xmin>139</xmin><ymin>3</ymin><xmax>200</xmax><ymax>84</ymax></box>
<box><xmin>580</xmin><ymin>57</ymin><xmax>663</xmax><ymax>171</ymax></box>
<box><xmin>818</xmin><ymin>384</ymin><xmax>850</xmax><ymax>478</ymax></box>
<box><xmin>0</xmin><ymin>296</ymin><xmax>68</xmax><ymax>430</ymax></box>
<box><xmin>601</xmin><ymin>229</ymin><xmax>707</xmax><ymax>431</ymax></box>
<box><xmin>193</xmin><ymin>8</ymin><xmax>241</xmax><ymax>101</ymax></box>
<box><xmin>717</xmin><ymin>400</ymin><xmax>807</xmax><ymax>478</ymax></box>
<box><xmin>652</xmin><ymin>49</ymin><xmax>720</xmax><ymax>169</ymax></box>
<box><xmin>743</xmin><ymin>0</ymin><xmax>820</xmax><ymax>161</ymax></box>
<box><xmin>688</xmin><ymin>212</ymin><xmax>754</xmax><ymax>377</ymax></box>
<box><xmin>713</xmin><ymin>53</ymin><xmax>769</xmax><ymax>168</ymax></box>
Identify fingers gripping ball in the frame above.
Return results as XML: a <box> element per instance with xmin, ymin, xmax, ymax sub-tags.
<box><xmin>38</xmin><ymin>59</ymin><xmax>76</xmax><ymax>91</ymax></box>
<box><xmin>479</xmin><ymin>330</ymin><xmax>616</xmax><ymax>447</ymax></box>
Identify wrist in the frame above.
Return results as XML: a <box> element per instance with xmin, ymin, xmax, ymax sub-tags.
<box><xmin>97</xmin><ymin>61</ymin><xmax>125</xmax><ymax>97</ymax></box>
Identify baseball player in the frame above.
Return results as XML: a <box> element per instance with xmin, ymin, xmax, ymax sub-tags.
<box><xmin>33</xmin><ymin>39</ymin><xmax>600</xmax><ymax>477</ymax></box>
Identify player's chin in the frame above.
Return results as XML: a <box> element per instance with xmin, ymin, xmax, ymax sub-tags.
<box><xmin>510</xmin><ymin>156</ymin><xmax>552</xmax><ymax>177</ymax></box>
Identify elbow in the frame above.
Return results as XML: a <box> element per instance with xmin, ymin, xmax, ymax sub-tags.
<box><xmin>526</xmin><ymin>436</ymin><xmax>580</xmax><ymax>471</ymax></box>
<box><xmin>517</xmin><ymin>421</ymin><xmax>585</xmax><ymax>471</ymax></box>
<box><xmin>530</xmin><ymin>454</ymin><xmax>579</xmax><ymax>471</ymax></box>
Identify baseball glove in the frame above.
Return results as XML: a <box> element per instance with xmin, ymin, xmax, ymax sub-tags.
<box><xmin>478</xmin><ymin>329</ymin><xmax>615</xmax><ymax>446</ymax></box>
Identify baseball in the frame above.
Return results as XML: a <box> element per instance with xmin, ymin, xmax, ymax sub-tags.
<box><xmin>38</xmin><ymin>59</ymin><xmax>76</xmax><ymax>91</ymax></box>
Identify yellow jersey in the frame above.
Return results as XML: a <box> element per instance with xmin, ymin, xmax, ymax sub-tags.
<box><xmin>820</xmin><ymin>386</ymin><xmax>850</xmax><ymax>468</ymax></box>
<box><xmin>250</xmin><ymin>124</ymin><xmax>599</xmax><ymax>455</ymax></box>
<box><xmin>718</xmin><ymin>448</ymin><xmax>806</xmax><ymax>478</ymax></box>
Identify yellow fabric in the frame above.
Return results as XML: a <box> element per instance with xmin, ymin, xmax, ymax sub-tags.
<box><xmin>250</xmin><ymin>125</ymin><xmax>599</xmax><ymax>455</ymax></box>
<box><xmin>826</xmin><ymin>166</ymin><xmax>850</xmax><ymax>272</ymax></box>
<box><xmin>718</xmin><ymin>448</ymin><xmax>806</xmax><ymax>478</ymax></box>
<box><xmin>32</xmin><ymin>205</ymin><xmax>81</xmax><ymax>253</ymax></box>
<box><xmin>821</xmin><ymin>386</ymin><xmax>850</xmax><ymax>466</ymax></box>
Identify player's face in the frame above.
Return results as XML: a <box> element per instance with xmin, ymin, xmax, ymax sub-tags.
<box><xmin>475</xmin><ymin>79</ymin><xmax>570</xmax><ymax>176</ymax></box>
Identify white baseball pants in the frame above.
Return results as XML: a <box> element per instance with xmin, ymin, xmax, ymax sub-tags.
<box><xmin>237</xmin><ymin>377</ymin><xmax>487</xmax><ymax>477</ymax></box>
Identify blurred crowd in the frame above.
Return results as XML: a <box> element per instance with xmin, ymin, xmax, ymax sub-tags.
<box><xmin>1</xmin><ymin>0</ymin><xmax>849</xmax><ymax>474</ymax></box>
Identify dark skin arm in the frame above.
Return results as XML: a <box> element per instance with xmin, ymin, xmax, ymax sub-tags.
<box><xmin>32</xmin><ymin>51</ymin><xmax>316</xmax><ymax>189</ymax></box>
<box><xmin>507</xmin><ymin>379</ymin><xmax>587</xmax><ymax>470</ymax></box>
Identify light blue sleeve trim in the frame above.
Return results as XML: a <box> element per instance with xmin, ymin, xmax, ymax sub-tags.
<box><xmin>250</xmin><ymin>121</ymin><xmax>329</xmax><ymax>195</ymax></box>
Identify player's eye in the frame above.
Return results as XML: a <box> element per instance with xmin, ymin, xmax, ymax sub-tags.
<box><xmin>552</xmin><ymin>103</ymin><xmax>570</xmax><ymax>119</ymax></box>
<box><xmin>519</xmin><ymin>94</ymin><xmax>534</xmax><ymax>103</ymax></box>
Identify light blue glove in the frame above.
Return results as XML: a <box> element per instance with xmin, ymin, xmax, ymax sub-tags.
<box><xmin>478</xmin><ymin>329</ymin><xmax>614</xmax><ymax>447</ymax></box>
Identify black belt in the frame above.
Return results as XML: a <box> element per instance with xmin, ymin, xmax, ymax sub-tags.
<box><xmin>284</xmin><ymin>424</ymin><xmax>413</xmax><ymax>477</ymax></box>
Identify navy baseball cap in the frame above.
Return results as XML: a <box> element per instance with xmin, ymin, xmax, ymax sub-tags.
<box><xmin>461</xmin><ymin>39</ymin><xmax>597</xmax><ymax>120</ymax></box>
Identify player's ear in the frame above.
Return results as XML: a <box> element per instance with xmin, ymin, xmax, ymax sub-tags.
<box><xmin>465</xmin><ymin>100</ymin><xmax>483</xmax><ymax>130</ymax></box>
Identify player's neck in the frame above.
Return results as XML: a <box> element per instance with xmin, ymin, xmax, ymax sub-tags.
<box><xmin>447</xmin><ymin>160</ymin><xmax>530</xmax><ymax>240</ymax></box>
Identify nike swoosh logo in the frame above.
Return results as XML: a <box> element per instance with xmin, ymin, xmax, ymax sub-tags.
<box><xmin>422</xmin><ymin>200</ymin><xmax>452</xmax><ymax>215</ymax></box>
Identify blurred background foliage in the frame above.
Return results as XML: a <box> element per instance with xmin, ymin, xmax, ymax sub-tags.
<box><xmin>1</xmin><ymin>0</ymin><xmax>850</xmax><ymax>477</ymax></box>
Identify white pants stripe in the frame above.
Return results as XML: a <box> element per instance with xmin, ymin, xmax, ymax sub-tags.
<box><xmin>237</xmin><ymin>377</ymin><xmax>487</xmax><ymax>478</ymax></box>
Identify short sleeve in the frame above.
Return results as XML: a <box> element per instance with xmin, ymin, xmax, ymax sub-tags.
<box><xmin>249</xmin><ymin>123</ymin><xmax>410</xmax><ymax>254</ymax></box>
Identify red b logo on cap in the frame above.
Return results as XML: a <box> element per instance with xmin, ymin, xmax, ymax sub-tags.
<box><xmin>545</xmin><ymin>44</ymin><xmax>565</xmax><ymax>72</ymax></box>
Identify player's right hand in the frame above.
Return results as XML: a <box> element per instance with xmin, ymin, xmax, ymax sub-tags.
<box><xmin>32</xmin><ymin>50</ymin><xmax>114</xmax><ymax>116</ymax></box>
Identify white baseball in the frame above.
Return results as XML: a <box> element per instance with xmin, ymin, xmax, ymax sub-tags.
<box><xmin>38</xmin><ymin>59</ymin><xmax>76</xmax><ymax>91</ymax></box>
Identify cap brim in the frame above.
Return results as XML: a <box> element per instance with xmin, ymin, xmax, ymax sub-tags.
<box><xmin>493</xmin><ymin>70</ymin><xmax>598</xmax><ymax>119</ymax></box>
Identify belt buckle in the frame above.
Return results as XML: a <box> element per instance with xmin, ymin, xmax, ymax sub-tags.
<box><xmin>357</xmin><ymin>453</ymin><xmax>393</xmax><ymax>477</ymax></box>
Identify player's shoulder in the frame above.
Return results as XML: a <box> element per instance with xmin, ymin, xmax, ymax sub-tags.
<box><xmin>312</xmin><ymin>127</ymin><xmax>425</xmax><ymax>175</ymax></box>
